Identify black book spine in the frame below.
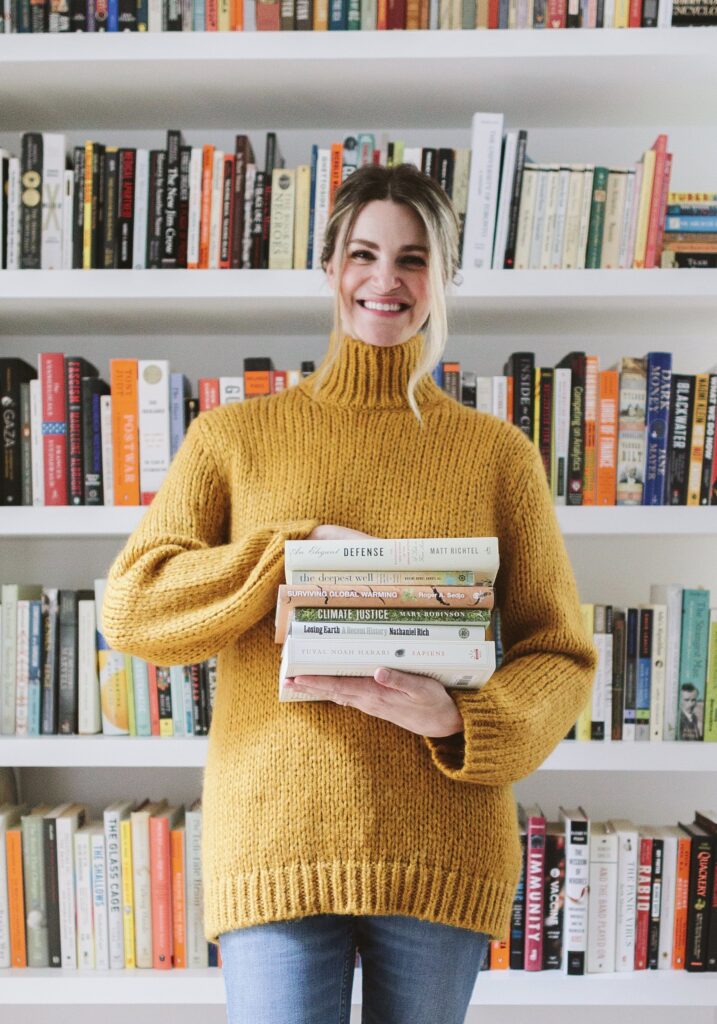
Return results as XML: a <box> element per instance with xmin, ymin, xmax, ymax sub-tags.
<box><xmin>683</xmin><ymin>827</ymin><xmax>713</xmax><ymax>971</ymax></box>
<box><xmin>261</xmin><ymin>132</ymin><xmax>281</xmax><ymax>269</ymax></box>
<box><xmin>538</xmin><ymin>367</ymin><xmax>554</xmax><ymax>487</ymax></box>
<box><xmin>595</xmin><ymin>0</ymin><xmax>604</xmax><ymax>24</ymax></box>
<box><xmin>16</xmin><ymin>0</ymin><xmax>32</xmax><ymax>32</ymax></box>
<box><xmin>420</xmin><ymin>148</ymin><xmax>436</xmax><ymax>181</ymax></box>
<box><xmin>642</xmin><ymin>0</ymin><xmax>658</xmax><ymax>23</ymax></box>
<box><xmin>0</xmin><ymin>358</ymin><xmax>36</xmax><ymax>505</ymax></box>
<box><xmin>91</xmin><ymin>142</ymin><xmax>105</xmax><ymax>270</ymax></box>
<box><xmin>58</xmin><ymin>590</ymin><xmax>79</xmax><ymax>734</ymax></box>
<box><xmin>230</xmin><ymin>137</ymin><xmax>252</xmax><ymax>269</ymax></box>
<box><xmin>198</xmin><ymin>661</ymin><xmax>209</xmax><ymax>735</ymax></box>
<box><xmin>509</xmin><ymin>831</ymin><xmax>527</xmax><ymax>970</ymax></box>
<box><xmin>219</xmin><ymin>155</ymin><xmax>234</xmax><ymax>268</ymax></box>
<box><xmin>43</xmin><ymin>816</ymin><xmax>62</xmax><ymax>966</ymax></box>
<box><xmin>666</xmin><ymin>374</ymin><xmax>695</xmax><ymax>506</ymax></box>
<box><xmin>162</xmin><ymin>130</ymin><xmax>181</xmax><ymax>267</ymax></box>
<box><xmin>118</xmin><ymin>0</ymin><xmax>137</xmax><ymax>27</ymax></box>
<box><xmin>65</xmin><ymin>358</ymin><xmax>88</xmax><ymax>506</ymax></box>
<box><xmin>69</xmin><ymin>0</ymin><xmax>86</xmax><ymax>28</ymax></box>
<box><xmin>30</xmin><ymin>0</ymin><xmax>48</xmax><ymax>31</ymax></box>
<box><xmin>295</xmin><ymin>0</ymin><xmax>312</xmax><ymax>27</ymax></box>
<box><xmin>206</xmin><ymin>655</ymin><xmax>217</xmax><ymax>730</ymax></box>
<box><xmin>72</xmin><ymin>146</ymin><xmax>85</xmax><ymax>270</ymax></box>
<box><xmin>147</xmin><ymin>149</ymin><xmax>166</xmax><ymax>269</ymax></box>
<box><xmin>116</xmin><ymin>148</ymin><xmax>136</xmax><ymax>270</ymax></box>
<box><xmin>559</xmin><ymin>352</ymin><xmax>586</xmax><ymax>506</ymax></box>
<box><xmin>700</xmin><ymin>373</ymin><xmax>717</xmax><ymax>505</ymax></box>
<box><xmin>49</xmin><ymin>0</ymin><xmax>70</xmax><ymax>29</ymax></box>
<box><xmin>504</xmin><ymin>130</ymin><xmax>528</xmax><ymax>270</ymax></box>
<box><xmin>250</xmin><ymin>170</ymin><xmax>266</xmax><ymax>270</ymax></box>
<box><xmin>20</xmin><ymin>132</ymin><xmax>43</xmax><ymax>270</ymax></box>
<box><xmin>542</xmin><ymin>829</ymin><xmax>565</xmax><ymax>970</ymax></box>
<box><xmin>505</xmin><ymin>352</ymin><xmax>534</xmax><ymax>440</ymax></box>
<box><xmin>41</xmin><ymin>588</ymin><xmax>60</xmax><ymax>735</ymax></box>
<box><xmin>81</xmin><ymin>377</ymin><xmax>109</xmax><ymax>506</ymax></box>
<box><xmin>437</xmin><ymin>148</ymin><xmax>455</xmax><ymax>198</ymax></box>
<box><xmin>184</xmin><ymin>396</ymin><xmax>199</xmax><ymax>428</ymax></box>
<box><xmin>1</xmin><ymin>153</ymin><xmax>8</xmax><ymax>269</ymax></box>
<box><xmin>611</xmin><ymin>610</ymin><xmax>626</xmax><ymax>741</ymax></box>
<box><xmin>460</xmin><ymin>373</ymin><xmax>476</xmax><ymax>409</ymax></box>
<box><xmin>166</xmin><ymin>0</ymin><xmax>182</xmax><ymax>27</ymax></box>
<box><xmin>101</xmin><ymin>148</ymin><xmax>119</xmax><ymax>269</ymax></box>
<box><xmin>176</xmin><ymin>146</ymin><xmax>191</xmax><ymax>269</ymax></box>
<box><xmin>647</xmin><ymin>837</ymin><xmax>663</xmax><ymax>969</ymax></box>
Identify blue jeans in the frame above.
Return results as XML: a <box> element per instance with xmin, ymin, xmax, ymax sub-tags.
<box><xmin>220</xmin><ymin>913</ymin><xmax>489</xmax><ymax>1024</ymax></box>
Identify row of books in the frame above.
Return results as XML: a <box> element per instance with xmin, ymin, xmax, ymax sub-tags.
<box><xmin>0</xmin><ymin>130</ymin><xmax>471</xmax><ymax>272</ymax></box>
<box><xmin>661</xmin><ymin>195</ymin><xmax>717</xmax><ymax>269</ymax></box>
<box><xmin>4</xmin><ymin>0</ymin><xmax>712</xmax><ymax>32</ymax></box>
<box><xmin>453</xmin><ymin>351</ymin><xmax>717</xmax><ymax>507</ymax></box>
<box><xmin>488</xmin><ymin>130</ymin><xmax>679</xmax><ymax>271</ymax></box>
<box><xmin>568</xmin><ymin>588</ymin><xmax>717</xmax><ymax>744</ymax></box>
<box><xmin>276</xmin><ymin>536</ymin><xmax>499</xmax><ymax>698</ymax></box>
<box><xmin>0</xmin><ymin>798</ymin><xmax>218</xmax><ymax>970</ymax></box>
<box><xmin>498</xmin><ymin>805</ymin><xmax>717</xmax><ymax>973</ymax></box>
<box><xmin>0</xmin><ymin>581</ymin><xmax>217</xmax><ymax>738</ymax></box>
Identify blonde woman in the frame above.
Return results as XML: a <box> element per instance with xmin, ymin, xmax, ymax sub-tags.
<box><xmin>102</xmin><ymin>163</ymin><xmax>596</xmax><ymax>1024</ymax></box>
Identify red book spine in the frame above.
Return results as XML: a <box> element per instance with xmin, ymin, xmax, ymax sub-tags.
<box><xmin>199</xmin><ymin>378</ymin><xmax>220</xmax><ymax>411</ymax></box>
<box><xmin>546</xmin><ymin>0</ymin><xmax>566</xmax><ymax>27</ymax></box>
<box><xmin>634</xmin><ymin>835</ymin><xmax>653</xmax><ymax>970</ymax></box>
<box><xmin>487</xmin><ymin>0</ymin><xmax>499</xmax><ymax>25</ymax></box>
<box><xmin>644</xmin><ymin>135</ymin><xmax>668</xmax><ymax>269</ymax></box>
<box><xmin>147</xmin><ymin>664</ymin><xmax>160</xmax><ymax>737</ymax></box>
<box><xmin>628</xmin><ymin>0</ymin><xmax>642</xmax><ymax>24</ymax></box>
<box><xmin>40</xmin><ymin>352</ymin><xmax>68</xmax><ymax>506</ymax></box>
<box><xmin>652</xmin><ymin>152</ymin><xmax>673</xmax><ymax>269</ymax></box>
<box><xmin>205</xmin><ymin>0</ymin><xmax>218</xmax><ymax>28</ymax></box>
<box><xmin>271</xmin><ymin>369</ymin><xmax>287</xmax><ymax>394</ymax></box>
<box><xmin>524</xmin><ymin>814</ymin><xmax>546</xmax><ymax>971</ymax></box>
<box><xmin>65</xmin><ymin>357</ymin><xmax>84</xmax><ymax>506</ymax></box>
<box><xmin>386</xmin><ymin>0</ymin><xmax>406</xmax><ymax>28</ymax></box>
<box><xmin>149</xmin><ymin>816</ymin><xmax>173</xmax><ymax>969</ymax></box>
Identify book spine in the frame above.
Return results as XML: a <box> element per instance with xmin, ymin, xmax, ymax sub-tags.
<box><xmin>20</xmin><ymin>814</ymin><xmax>49</xmax><ymax>966</ymax></box>
<box><xmin>685</xmin><ymin>831</ymin><xmax>712</xmax><ymax>970</ymax></box>
<box><xmin>150</xmin><ymin>817</ymin><xmax>173</xmax><ymax>968</ymax></box>
<box><xmin>40</xmin><ymin>352</ymin><xmax>68</xmax><ymax>506</ymax></box>
<box><xmin>6</xmin><ymin>829</ymin><xmax>26</xmax><ymax>967</ymax></box>
<box><xmin>104</xmin><ymin>809</ymin><xmax>125</xmax><ymax>969</ymax></box>
<box><xmin>110</xmin><ymin>359</ymin><xmax>139</xmax><ymax>506</ymax></box>
<box><xmin>74</xmin><ymin>830</ymin><xmax>94</xmax><ymax>969</ymax></box>
<box><xmin>657</xmin><ymin>833</ymin><xmax>677</xmax><ymax>970</ymax></box>
<box><xmin>43</xmin><ymin>816</ymin><xmax>61</xmax><ymax>966</ymax></box>
<box><xmin>672</xmin><ymin>835</ymin><xmax>691</xmax><ymax>970</ymax></box>
<box><xmin>462</xmin><ymin>112</ymin><xmax>504</xmax><ymax>270</ymax></box>
<box><xmin>634</xmin><ymin>834</ymin><xmax>652</xmax><ymax>970</ymax></box>
<box><xmin>643</xmin><ymin>352</ymin><xmax>673</xmax><ymax>506</ymax></box>
<box><xmin>138</xmin><ymin>359</ymin><xmax>171</xmax><ymax>505</ymax></box>
<box><xmin>57</xmin><ymin>811</ymin><xmax>85</xmax><ymax>968</ymax></box>
<box><xmin>700</xmin><ymin>374</ymin><xmax>717</xmax><ymax>505</ymax></box>
<box><xmin>170</xmin><ymin>828</ymin><xmax>186</xmax><ymax>968</ymax></box>
<box><xmin>117</xmin><ymin>148</ymin><xmax>136</xmax><ymax>270</ymax></box>
<box><xmin>636</xmin><ymin>607</ymin><xmax>653</xmax><ymax>742</ymax></box>
<box><xmin>119</xmin><ymin>818</ymin><xmax>135</xmax><ymax>968</ymax></box>
<box><xmin>20</xmin><ymin>132</ymin><xmax>43</xmax><ymax>269</ymax></box>
<box><xmin>562</xmin><ymin>816</ymin><xmax>589</xmax><ymax>974</ymax></box>
<box><xmin>524</xmin><ymin>813</ymin><xmax>546</xmax><ymax>970</ymax></box>
<box><xmin>687</xmin><ymin>374</ymin><xmax>710</xmax><ymax>506</ymax></box>
<box><xmin>131</xmin><ymin>810</ymin><xmax>153</xmax><ymax>968</ymax></box>
<box><xmin>65</xmin><ymin>357</ymin><xmax>85</xmax><ymax>507</ymax></box>
<box><xmin>509</xmin><ymin>830</ymin><xmax>526</xmax><ymax>969</ymax></box>
<box><xmin>542</xmin><ymin>830</ymin><xmax>565</xmax><ymax>969</ymax></box>
<box><xmin>41</xmin><ymin>133</ymin><xmax>65</xmax><ymax>270</ymax></box>
<box><xmin>613</xmin><ymin>826</ymin><xmax>638</xmax><ymax>970</ymax></box>
<box><xmin>91</xmin><ymin>830</ymin><xmax>109</xmax><ymax>969</ymax></box>
<box><xmin>647</xmin><ymin>837</ymin><xmax>664</xmax><ymax>969</ymax></box>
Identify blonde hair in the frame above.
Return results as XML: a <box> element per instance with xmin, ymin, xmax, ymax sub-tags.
<box><xmin>316</xmin><ymin>163</ymin><xmax>461</xmax><ymax>423</ymax></box>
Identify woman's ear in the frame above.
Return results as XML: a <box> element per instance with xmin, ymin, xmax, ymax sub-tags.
<box><xmin>325</xmin><ymin>257</ymin><xmax>335</xmax><ymax>291</ymax></box>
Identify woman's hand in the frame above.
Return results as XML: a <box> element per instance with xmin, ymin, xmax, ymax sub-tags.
<box><xmin>283</xmin><ymin>667</ymin><xmax>465</xmax><ymax>738</ymax></box>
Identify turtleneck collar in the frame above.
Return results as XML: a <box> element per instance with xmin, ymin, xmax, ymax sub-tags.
<box><xmin>299</xmin><ymin>333</ymin><xmax>446</xmax><ymax>411</ymax></box>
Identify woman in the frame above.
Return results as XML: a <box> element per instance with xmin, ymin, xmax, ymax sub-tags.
<box><xmin>102</xmin><ymin>163</ymin><xmax>596</xmax><ymax>1024</ymax></box>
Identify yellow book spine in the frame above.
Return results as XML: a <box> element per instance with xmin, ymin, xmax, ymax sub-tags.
<box><xmin>120</xmin><ymin>819</ymin><xmax>136</xmax><ymax>969</ymax></box>
<box><xmin>576</xmin><ymin>604</ymin><xmax>595</xmax><ymax>740</ymax></box>
<box><xmin>613</xmin><ymin>0</ymin><xmax>630</xmax><ymax>26</ymax></box>
<box><xmin>313</xmin><ymin>0</ymin><xmax>328</xmax><ymax>28</ymax></box>
<box><xmin>293</xmin><ymin>165</ymin><xmax>311</xmax><ymax>271</ymax></box>
<box><xmin>218</xmin><ymin>0</ymin><xmax>231</xmax><ymax>28</ymax></box>
<box><xmin>632</xmin><ymin>150</ymin><xmax>656</xmax><ymax>269</ymax></box>
<box><xmin>124</xmin><ymin>654</ymin><xmax>137</xmax><ymax>737</ymax></box>
<box><xmin>687</xmin><ymin>373</ymin><xmax>709</xmax><ymax>506</ymax></box>
<box><xmin>82</xmin><ymin>141</ymin><xmax>93</xmax><ymax>271</ymax></box>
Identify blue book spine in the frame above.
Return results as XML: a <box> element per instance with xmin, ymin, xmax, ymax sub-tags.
<box><xmin>665</xmin><ymin>216</ymin><xmax>717</xmax><ymax>232</ymax></box>
<box><xmin>643</xmin><ymin>351</ymin><xmax>672</xmax><ymax>506</ymax></box>
<box><xmin>169</xmin><ymin>666</ymin><xmax>185</xmax><ymax>737</ymax></box>
<box><xmin>28</xmin><ymin>599</ymin><xmax>43</xmax><ymax>736</ymax></box>
<box><xmin>169</xmin><ymin>373</ymin><xmax>188</xmax><ymax>459</ymax></box>
<box><xmin>182</xmin><ymin>666</ymin><xmax>195</xmax><ymax>736</ymax></box>
<box><xmin>678</xmin><ymin>590</ymin><xmax>711</xmax><ymax>740</ymax></box>
<box><xmin>107</xmin><ymin>0</ymin><xmax>119</xmax><ymax>29</ymax></box>
<box><xmin>193</xmin><ymin>0</ymin><xmax>205</xmax><ymax>30</ymax></box>
<box><xmin>306</xmin><ymin>145</ymin><xmax>318</xmax><ymax>270</ymax></box>
<box><xmin>131</xmin><ymin>657</ymin><xmax>152</xmax><ymax>737</ymax></box>
<box><xmin>636</xmin><ymin>608</ymin><xmax>652</xmax><ymax>741</ymax></box>
<box><xmin>432</xmin><ymin>363</ymin><xmax>444</xmax><ymax>388</ymax></box>
<box><xmin>329</xmin><ymin>0</ymin><xmax>347</xmax><ymax>29</ymax></box>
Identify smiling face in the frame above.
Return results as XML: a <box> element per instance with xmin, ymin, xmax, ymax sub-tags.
<box><xmin>325</xmin><ymin>199</ymin><xmax>432</xmax><ymax>348</ymax></box>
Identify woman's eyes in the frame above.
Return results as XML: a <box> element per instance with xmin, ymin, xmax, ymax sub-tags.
<box><xmin>348</xmin><ymin>250</ymin><xmax>426</xmax><ymax>267</ymax></box>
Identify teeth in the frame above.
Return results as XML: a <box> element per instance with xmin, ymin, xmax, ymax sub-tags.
<box><xmin>362</xmin><ymin>301</ymin><xmax>404</xmax><ymax>312</ymax></box>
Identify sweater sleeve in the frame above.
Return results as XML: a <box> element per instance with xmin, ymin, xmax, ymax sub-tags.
<box><xmin>423</xmin><ymin>439</ymin><xmax>597</xmax><ymax>786</ymax></box>
<box><xmin>101</xmin><ymin>413</ymin><xmax>319</xmax><ymax>666</ymax></box>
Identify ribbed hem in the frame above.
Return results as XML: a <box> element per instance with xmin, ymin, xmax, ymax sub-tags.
<box><xmin>204</xmin><ymin>860</ymin><xmax>515</xmax><ymax>943</ymax></box>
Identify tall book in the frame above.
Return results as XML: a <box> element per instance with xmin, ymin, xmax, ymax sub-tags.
<box><xmin>462</xmin><ymin>112</ymin><xmax>504</xmax><ymax>270</ymax></box>
<box><xmin>560</xmin><ymin>806</ymin><xmax>590</xmax><ymax>975</ymax></box>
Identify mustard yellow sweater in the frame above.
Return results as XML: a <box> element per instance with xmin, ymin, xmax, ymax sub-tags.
<box><xmin>102</xmin><ymin>333</ymin><xmax>597</xmax><ymax>943</ymax></box>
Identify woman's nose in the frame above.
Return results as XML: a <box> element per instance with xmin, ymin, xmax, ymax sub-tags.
<box><xmin>370</xmin><ymin>261</ymin><xmax>401</xmax><ymax>291</ymax></box>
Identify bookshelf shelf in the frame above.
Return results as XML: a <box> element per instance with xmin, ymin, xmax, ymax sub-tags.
<box><xmin>1</xmin><ymin>29</ymin><xmax>717</xmax><ymax>131</ymax></box>
<box><xmin>0</xmin><ymin>505</ymin><xmax>713</xmax><ymax>537</ymax></box>
<box><xmin>3</xmin><ymin>269</ymin><xmax>717</xmax><ymax>335</ymax></box>
<box><xmin>1</xmin><ymin>735</ymin><xmax>715</xmax><ymax>770</ymax></box>
<box><xmin>1</xmin><ymin>965</ymin><xmax>715</xmax><ymax>1005</ymax></box>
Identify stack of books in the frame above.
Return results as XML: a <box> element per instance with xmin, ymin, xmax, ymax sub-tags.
<box><xmin>274</xmin><ymin>536</ymin><xmax>500</xmax><ymax>701</ymax></box>
<box><xmin>661</xmin><ymin>192</ymin><xmax>717</xmax><ymax>269</ymax></box>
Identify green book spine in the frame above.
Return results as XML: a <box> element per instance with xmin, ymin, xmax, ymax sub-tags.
<box><xmin>20</xmin><ymin>812</ymin><xmax>49</xmax><ymax>967</ymax></box>
<box><xmin>347</xmin><ymin>0</ymin><xmax>360</xmax><ymax>27</ymax></box>
<box><xmin>702</xmin><ymin>612</ymin><xmax>717</xmax><ymax>741</ymax></box>
<box><xmin>585</xmin><ymin>166</ymin><xmax>609</xmax><ymax>269</ymax></box>
<box><xmin>678</xmin><ymin>588</ymin><xmax>711</xmax><ymax>741</ymax></box>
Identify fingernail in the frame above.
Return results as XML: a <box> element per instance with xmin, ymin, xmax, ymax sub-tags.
<box><xmin>375</xmin><ymin>668</ymin><xmax>388</xmax><ymax>683</ymax></box>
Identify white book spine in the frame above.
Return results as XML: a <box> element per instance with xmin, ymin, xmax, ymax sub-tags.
<box><xmin>148</xmin><ymin>0</ymin><xmax>163</xmax><ymax>29</ymax></box>
<box><xmin>138</xmin><ymin>359</ymin><xmax>171</xmax><ymax>502</ymax></box>
<box><xmin>462</xmin><ymin>111</ymin><xmax>504</xmax><ymax>270</ymax></box>
<box><xmin>61</xmin><ymin>170</ymin><xmax>74</xmax><ymax>270</ymax></box>
<box><xmin>600</xmin><ymin>170</ymin><xmax>628</xmax><ymax>270</ymax></box>
<box><xmin>401</xmin><ymin>147</ymin><xmax>422</xmax><ymax>170</ymax></box>
<box><xmin>131</xmin><ymin>810</ymin><xmax>153</xmax><ymax>968</ymax></box>
<box><xmin>185</xmin><ymin>810</ymin><xmax>207</xmax><ymax>968</ymax></box>
<box><xmin>552</xmin><ymin>367</ymin><xmax>572</xmax><ymax>505</ymax></box>
<box><xmin>492</xmin><ymin>375</ymin><xmax>508</xmax><ymax>420</ymax></box>
<box><xmin>186</xmin><ymin>147</ymin><xmax>203</xmax><ymax>268</ymax></box>
<box><xmin>617</xmin><ymin>169</ymin><xmax>636</xmax><ymax>269</ymax></box>
<box><xmin>74</xmin><ymin>830</ymin><xmax>95</xmax><ymax>969</ymax></box>
<box><xmin>657</xmin><ymin>831</ymin><xmax>677</xmax><ymax>969</ymax></box>
<box><xmin>539</xmin><ymin>165</ymin><xmax>561</xmax><ymax>270</ymax></box>
<box><xmin>104</xmin><ymin>808</ymin><xmax>126</xmax><ymax>969</ymax></box>
<box><xmin>91</xmin><ymin>830</ymin><xmax>110</xmax><ymax>970</ymax></box>
<box><xmin>649</xmin><ymin>584</ymin><xmax>682</xmax><ymax>741</ymax></box>
<box><xmin>77</xmin><ymin>598</ymin><xmax>101</xmax><ymax>734</ymax></box>
<box><xmin>561</xmin><ymin>813</ymin><xmax>590</xmax><ymax>974</ymax></box>
<box><xmin>132</xmin><ymin>149</ymin><xmax>149</xmax><ymax>270</ymax></box>
<box><xmin>561</xmin><ymin>164</ymin><xmax>585</xmax><ymax>270</ymax></box>
<box><xmin>14</xmin><ymin>600</ymin><xmax>30</xmax><ymax>736</ymax></box>
<box><xmin>610</xmin><ymin>822</ymin><xmax>638</xmax><ymax>971</ymax></box>
<box><xmin>529</xmin><ymin>167</ymin><xmax>549</xmax><ymax>270</ymax></box>
<box><xmin>513</xmin><ymin>165</ymin><xmax>537</xmax><ymax>270</ymax></box>
<box><xmin>1</xmin><ymin>586</ymin><xmax>18</xmax><ymax>735</ymax></box>
<box><xmin>658</xmin><ymin>0</ymin><xmax>672</xmax><ymax>25</ymax></box>
<box><xmin>311</xmin><ymin>149</ymin><xmax>331</xmax><ymax>271</ymax></box>
<box><xmin>603</xmin><ymin>0</ymin><xmax>615</xmax><ymax>23</ymax></box>
<box><xmin>290</xmin><ymin>621</ymin><xmax>487</xmax><ymax>641</ymax></box>
<box><xmin>647</xmin><ymin>603</ymin><xmax>667</xmax><ymax>743</ymax></box>
<box><xmin>100</xmin><ymin>395</ymin><xmax>114</xmax><ymax>506</ymax></box>
<box><xmin>587</xmin><ymin>826</ymin><xmax>618</xmax><ymax>973</ymax></box>
<box><xmin>575</xmin><ymin>166</ymin><xmax>595</xmax><ymax>270</ymax></box>
<box><xmin>219</xmin><ymin>376</ymin><xmax>245</xmax><ymax>405</ymax></box>
<box><xmin>169</xmin><ymin>664</ymin><xmax>185</xmax><ymax>737</ymax></box>
<box><xmin>268</xmin><ymin>167</ymin><xmax>295</xmax><ymax>270</ymax></box>
<box><xmin>241</xmin><ymin>163</ymin><xmax>256</xmax><ymax>269</ymax></box>
<box><xmin>475</xmin><ymin>376</ymin><xmax>492</xmax><ymax>415</ymax></box>
<box><xmin>29</xmin><ymin>378</ymin><xmax>44</xmax><ymax>506</ymax></box>
<box><xmin>551</xmin><ymin>166</ymin><xmax>571</xmax><ymax>269</ymax></box>
<box><xmin>625</xmin><ymin>160</ymin><xmax>643</xmax><ymax>272</ymax></box>
<box><xmin>285</xmin><ymin>536</ymin><xmax>499</xmax><ymax>577</ymax></box>
<box><xmin>7</xmin><ymin>157</ymin><xmax>20</xmax><ymax>271</ymax></box>
<box><xmin>0</xmin><ymin>151</ymin><xmax>6</xmax><ymax>268</ymax></box>
<box><xmin>592</xmin><ymin>632</ymin><xmax>612</xmax><ymax>743</ymax></box>
<box><xmin>491</xmin><ymin>131</ymin><xmax>517</xmax><ymax>270</ymax></box>
<box><xmin>208</xmin><ymin>150</ymin><xmax>224</xmax><ymax>270</ymax></box>
<box><xmin>57</xmin><ymin>812</ymin><xmax>83</xmax><ymax>968</ymax></box>
<box><xmin>41</xmin><ymin>132</ymin><xmax>65</xmax><ymax>270</ymax></box>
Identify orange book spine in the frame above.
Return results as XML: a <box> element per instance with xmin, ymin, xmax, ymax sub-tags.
<box><xmin>329</xmin><ymin>143</ymin><xmax>343</xmax><ymax>214</ymax></box>
<box><xmin>199</xmin><ymin>378</ymin><xmax>220</xmax><ymax>411</ymax></box>
<box><xmin>671</xmin><ymin>835</ymin><xmax>691</xmax><ymax>968</ymax></box>
<box><xmin>110</xmin><ymin>359</ymin><xmax>140</xmax><ymax>506</ymax></box>
<box><xmin>506</xmin><ymin>376</ymin><xmax>513</xmax><ymax>424</ymax></box>
<box><xmin>231</xmin><ymin>0</ymin><xmax>243</xmax><ymax>27</ymax></box>
<box><xmin>149</xmin><ymin>817</ymin><xmax>173</xmax><ymax>969</ymax></box>
<box><xmin>377</xmin><ymin>0</ymin><xmax>388</xmax><ymax>26</ymax></box>
<box><xmin>205</xmin><ymin>0</ymin><xmax>218</xmax><ymax>28</ymax></box>
<box><xmin>147</xmin><ymin>664</ymin><xmax>160</xmax><ymax>737</ymax></box>
<box><xmin>199</xmin><ymin>145</ymin><xmax>215</xmax><ymax>270</ymax></box>
<box><xmin>596</xmin><ymin>369</ymin><xmax>618</xmax><ymax>506</ymax></box>
<box><xmin>582</xmin><ymin>354</ymin><xmax>599</xmax><ymax>506</ymax></box>
<box><xmin>313</xmin><ymin>0</ymin><xmax>328</xmax><ymax>28</ymax></box>
<box><xmin>244</xmin><ymin>371</ymin><xmax>272</xmax><ymax>398</ymax></box>
<box><xmin>687</xmin><ymin>373</ymin><xmax>709</xmax><ymax>506</ymax></box>
<box><xmin>170</xmin><ymin>829</ymin><xmax>186</xmax><ymax>969</ymax></box>
<box><xmin>6</xmin><ymin>828</ymin><xmax>27</xmax><ymax>968</ymax></box>
<box><xmin>406</xmin><ymin>0</ymin><xmax>420</xmax><ymax>25</ymax></box>
<box><xmin>489</xmin><ymin>938</ymin><xmax>509</xmax><ymax>969</ymax></box>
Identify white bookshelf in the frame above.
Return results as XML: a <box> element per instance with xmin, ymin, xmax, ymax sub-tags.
<box><xmin>2</xmin><ymin>28</ymin><xmax>717</xmax><ymax>1020</ymax></box>
<box><xmin>1</xmin><ymin>965</ymin><xmax>715</xmax><ymax>1005</ymax></box>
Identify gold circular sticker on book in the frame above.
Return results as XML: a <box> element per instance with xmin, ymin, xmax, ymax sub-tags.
<box><xmin>143</xmin><ymin>364</ymin><xmax>163</xmax><ymax>385</ymax></box>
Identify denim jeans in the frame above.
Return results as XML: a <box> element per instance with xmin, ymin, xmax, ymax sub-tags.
<box><xmin>220</xmin><ymin>913</ymin><xmax>490</xmax><ymax>1024</ymax></box>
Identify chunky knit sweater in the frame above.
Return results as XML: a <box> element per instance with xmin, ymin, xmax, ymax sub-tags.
<box><xmin>102</xmin><ymin>333</ymin><xmax>597</xmax><ymax>943</ymax></box>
